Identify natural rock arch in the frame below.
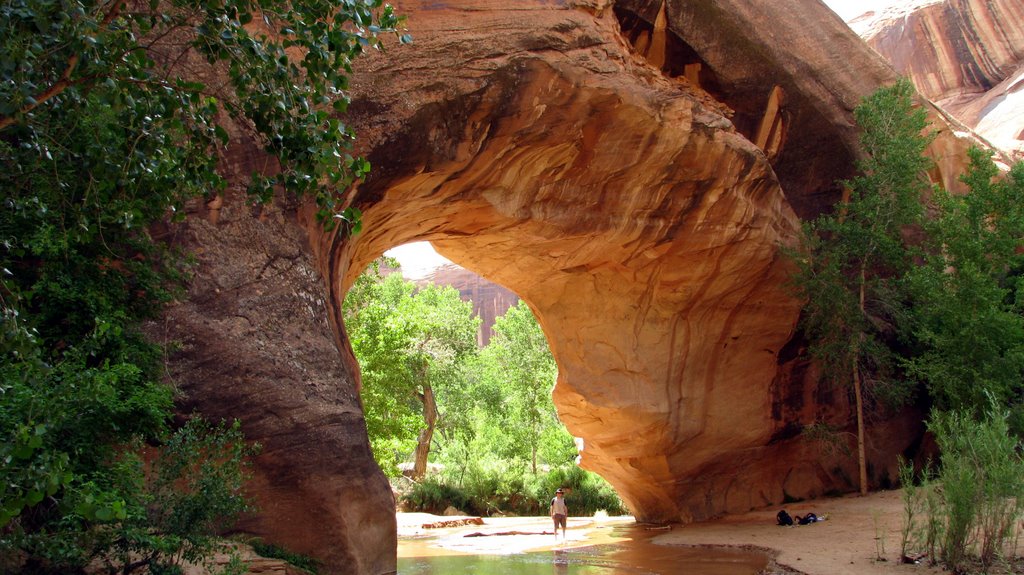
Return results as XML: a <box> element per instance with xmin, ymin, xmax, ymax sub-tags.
<box><xmin>339</xmin><ymin>53</ymin><xmax>806</xmax><ymax>521</ymax></box>
<box><xmin>161</xmin><ymin>1</ymin><xmax>977</xmax><ymax>573</ymax></box>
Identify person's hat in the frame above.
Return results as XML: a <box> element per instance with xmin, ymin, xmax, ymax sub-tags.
<box><xmin>555</xmin><ymin>488</ymin><xmax>564</xmax><ymax>494</ymax></box>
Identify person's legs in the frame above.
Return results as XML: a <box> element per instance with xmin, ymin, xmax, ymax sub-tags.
<box><xmin>554</xmin><ymin>514</ymin><xmax>567</xmax><ymax>540</ymax></box>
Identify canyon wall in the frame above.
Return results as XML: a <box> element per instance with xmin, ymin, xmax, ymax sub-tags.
<box><xmin>155</xmin><ymin>195</ymin><xmax>395</xmax><ymax>573</ymax></box>
<box><xmin>418</xmin><ymin>264</ymin><xmax>520</xmax><ymax>346</ymax></box>
<box><xmin>164</xmin><ymin>1</ymin><xmax>979</xmax><ymax>572</ymax></box>
<box><xmin>853</xmin><ymin>0</ymin><xmax>1024</xmax><ymax>156</ymax></box>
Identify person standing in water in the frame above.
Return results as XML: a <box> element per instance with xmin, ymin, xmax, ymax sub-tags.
<box><xmin>551</xmin><ymin>488</ymin><xmax>568</xmax><ymax>540</ymax></box>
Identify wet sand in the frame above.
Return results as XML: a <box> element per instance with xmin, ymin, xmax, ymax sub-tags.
<box><xmin>399</xmin><ymin>489</ymin><xmax>954</xmax><ymax>575</ymax></box>
<box><xmin>398</xmin><ymin>513</ymin><xmax>771</xmax><ymax>574</ymax></box>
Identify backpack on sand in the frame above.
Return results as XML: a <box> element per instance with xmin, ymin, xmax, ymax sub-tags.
<box><xmin>798</xmin><ymin>512</ymin><xmax>818</xmax><ymax>525</ymax></box>
<box><xmin>776</xmin><ymin>510</ymin><xmax>793</xmax><ymax>526</ymax></box>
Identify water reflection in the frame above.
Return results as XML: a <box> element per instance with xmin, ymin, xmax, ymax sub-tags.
<box><xmin>399</xmin><ymin>532</ymin><xmax>769</xmax><ymax>574</ymax></box>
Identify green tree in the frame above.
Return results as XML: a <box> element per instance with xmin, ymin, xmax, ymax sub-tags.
<box><xmin>790</xmin><ymin>79</ymin><xmax>933</xmax><ymax>495</ymax></box>
<box><xmin>343</xmin><ymin>263</ymin><xmax>479</xmax><ymax>477</ymax></box>
<box><xmin>905</xmin><ymin>148</ymin><xmax>1024</xmax><ymax>424</ymax></box>
<box><xmin>1</xmin><ymin>0</ymin><xmax>405</xmax><ymax>570</ymax></box>
<box><xmin>344</xmin><ymin>263</ymin><xmax>423</xmax><ymax>475</ymax></box>
<box><xmin>404</xmin><ymin>282</ymin><xmax>480</xmax><ymax>477</ymax></box>
<box><xmin>476</xmin><ymin>301</ymin><xmax>571</xmax><ymax>474</ymax></box>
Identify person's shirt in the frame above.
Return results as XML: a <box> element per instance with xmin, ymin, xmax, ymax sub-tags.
<box><xmin>551</xmin><ymin>496</ymin><xmax>567</xmax><ymax>516</ymax></box>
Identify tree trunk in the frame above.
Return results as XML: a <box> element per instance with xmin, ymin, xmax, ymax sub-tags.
<box><xmin>853</xmin><ymin>360</ymin><xmax>868</xmax><ymax>495</ymax></box>
<box><xmin>854</xmin><ymin>272</ymin><xmax>869</xmax><ymax>496</ymax></box>
<box><xmin>531</xmin><ymin>438</ymin><xmax>537</xmax><ymax>475</ymax></box>
<box><xmin>413</xmin><ymin>383</ymin><xmax>437</xmax><ymax>479</ymax></box>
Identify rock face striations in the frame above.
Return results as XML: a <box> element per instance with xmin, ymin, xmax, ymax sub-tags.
<box><xmin>164</xmin><ymin>1</ymin><xmax>977</xmax><ymax>573</ymax></box>
<box><xmin>853</xmin><ymin>0</ymin><xmax>1024</xmax><ymax>156</ymax></box>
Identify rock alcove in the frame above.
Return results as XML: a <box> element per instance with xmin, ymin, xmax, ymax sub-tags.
<box><xmin>158</xmin><ymin>1</ymin><xmax>976</xmax><ymax>573</ymax></box>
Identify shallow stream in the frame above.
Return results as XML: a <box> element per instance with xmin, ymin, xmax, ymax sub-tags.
<box><xmin>398</xmin><ymin>523</ymin><xmax>771</xmax><ymax>575</ymax></box>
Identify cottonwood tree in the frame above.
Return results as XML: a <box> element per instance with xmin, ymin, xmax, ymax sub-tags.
<box><xmin>343</xmin><ymin>265</ymin><xmax>479</xmax><ymax>478</ymax></box>
<box><xmin>905</xmin><ymin>148</ymin><xmax>1024</xmax><ymax>425</ymax></box>
<box><xmin>790</xmin><ymin>79</ymin><xmax>932</xmax><ymax>495</ymax></box>
<box><xmin>0</xmin><ymin>0</ymin><xmax>405</xmax><ymax>570</ymax></box>
<box><xmin>475</xmin><ymin>301</ymin><xmax>571</xmax><ymax>475</ymax></box>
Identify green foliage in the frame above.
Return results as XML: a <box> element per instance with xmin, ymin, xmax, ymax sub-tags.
<box><xmin>529</xmin><ymin>465</ymin><xmax>626</xmax><ymax>517</ymax></box>
<box><xmin>1</xmin><ymin>415</ymin><xmax>256</xmax><ymax>573</ymax></box>
<box><xmin>1</xmin><ymin>0</ymin><xmax>405</xmax><ymax>570</ymax></box>
<box><xmin>473</xmin><ymin>301</ymin><xmax>566</xmax><ymax>474</ymax></box>
<box><xmin>401</xmin><ymin>477</ymin><xmax>475</xmax><ymax>515</ymax></box>
<box><xmin>790</xmin><ymin>77</ymin><xmax>931</xmax><ymax>401</ymax></box>
<box><xmin>898</xmin><ymin>457</ymin><xmax>940</xmax><ymax>563</ymax></box>
<box><xmin>344</xmin><ymin>264</ymin><xmax>422</xmax><ymax>473</ymax></box>
<box><xmin>0</xmin><ymin>0</ymin><xmax>408</xmax><ymax>229</ymax></box>
<box><xmin>101</xmin><ymin>419</ymin><xmax>258</xmax><ymax>573</ymax></box>
<box><xmin>899</xmin><ymin>412</ymin><xmax>1024</xmax><ymax>572</ymax></box>
<box><xmin>931</xmin><ymin>411</ymin><xmax>1024</xmax><ymax>572</ymax></box>
<box><xmin>789</xmin><ymin>78</ymin><xmax>934</xmax><ymax>494</ymax></box>
<box><xmin>343</xmin><ymin>261</ymin><xmax>480</xmax><ymax>475</ymax></box>
<box><xmin>348</xmin><ymin>263</ymin><xmax>615</xmax><ymax>515</ymax></box>
<box><xmin>401</xmin><ymin>465</ymin><xmax>626</xmax><ymax>518</ymax></box>
<box><xmin>904</xmin><ymin>148</ymin><xmax>1024</xmax><ymax>422</ymax></box>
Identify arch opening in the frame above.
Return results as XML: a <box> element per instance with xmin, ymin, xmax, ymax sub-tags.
<box><xmin>343</xmin><ymin>241</ymin><xmax>628</xmax><ymax>518</ymax></box>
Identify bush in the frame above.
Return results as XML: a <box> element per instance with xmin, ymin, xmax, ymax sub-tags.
<box><xmin>897</xmin><ymin>457</ymin><xmax>940</xmax><ymax>562</ymax></box>
<box><xmin>401</xmin><ymin>465</ymin><xmax>627</xmax><ymax>518</ymax></box>
<box><xmin>900</xmin><ymin>411</ymin><xmax>1024</xmax><ymax>572</ymax></box>
<box><xmin>931</xmin><ymin>411</ymin><xmax>1024</xmax><ymax>572</ymax></box>
<box><xmin>401</xmin><ymin>478</ymin><xmax>473</xmax><ymax>515</ymax></box>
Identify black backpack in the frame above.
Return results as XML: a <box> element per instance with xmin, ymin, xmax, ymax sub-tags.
<box><xmin>776</xmin><ymin>510</ymin><xmax>793</xmax><ymax>526</ymax></box>
<box><xmin>798</xmin><ymin>512</ymin><xmax>817</xmax><ymax>525</ymax></box>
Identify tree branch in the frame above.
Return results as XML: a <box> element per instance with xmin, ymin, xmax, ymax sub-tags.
<box><xmin>0</xmin><ymin>0</ymin><xmax>126</xmax><ymax>132</ymax></box>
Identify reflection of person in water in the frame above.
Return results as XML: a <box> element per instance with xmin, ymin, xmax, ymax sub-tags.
<box><xmin>552</xmin><ymin>549</ymin><xmax>569</xmax><ymax>575</ymax></box>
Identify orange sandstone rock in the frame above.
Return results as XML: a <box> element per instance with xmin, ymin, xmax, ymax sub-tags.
<box><xmin>162</xmin><ymin>1</ymin><xmax>981</xmax><ymax>573</ymax></box>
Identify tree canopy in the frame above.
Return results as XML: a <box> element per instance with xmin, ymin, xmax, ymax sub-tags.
<box><xmin>343</xmin><ymin>265</ymin><xmax>616</xmax><ymax>515</ymax></box>
<box><xmin>790</xmin><ymin>78</ymin><xmax>933</xmax><ymax>494</ymax></box>
<box><xmin>0</xmin><ymin>0</ymin><xmax>406</xmax><ymax>571</ymax></box>
<box><xmin>793</xmin><ymin>78</ymin><xmax>1024</xmax><ymax>502</ymax></box>
<box><xmin>343</xmin><ymin>262</ymin><xmax>480</xmax><ymax>477</ymax></box>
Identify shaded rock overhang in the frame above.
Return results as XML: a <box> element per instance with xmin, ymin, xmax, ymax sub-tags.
<box><xmin>305</xmin><ymin>0</ymin><xmax>959</xmax><ymax>525</ymax></box>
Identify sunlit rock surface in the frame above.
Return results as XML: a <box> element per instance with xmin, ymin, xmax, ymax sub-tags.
<box><xmin>853</xmin><ymin>0</ymin><xmax>1024</xmax><ymax>157</ymax></box>
<box><xmin>164</xmin><ymin>1</ymin><xmax>980</xmax><ymax>572</ymax></box>
<box><xmin>332</xmin><ymin>0</ymin><xmax>952</xmax><ymax>526</ymax></box>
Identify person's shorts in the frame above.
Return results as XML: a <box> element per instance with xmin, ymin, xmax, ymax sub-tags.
<box><xmin>553</xmin><ymin>513</ymin><xmax>567</xmax><ymax>528</ymax></box>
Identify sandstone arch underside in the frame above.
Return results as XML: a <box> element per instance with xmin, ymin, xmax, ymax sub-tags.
<box><xmin>332</xmin><ymin>0</ymin><xmax>951</xmax><ymax>524</ymax></box>
<box><xmin>164</xmin><ymin>1</ymin><xmax>973</xmax><ymax>573</ymax></box>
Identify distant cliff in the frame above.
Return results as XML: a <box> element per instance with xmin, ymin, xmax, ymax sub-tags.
<box><xmin>418</xmin><ymin>264</ymin><xmax>519</xmax><ymax>347</ymax></box>
<box><xmin>852</xmin><ymin>0</ymin><xmax>1024</xmax><ymax>157</ymax></box>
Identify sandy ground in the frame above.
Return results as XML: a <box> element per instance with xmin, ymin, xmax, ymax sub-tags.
<box><xmin>658</xmin><ymin>489</ymin><xmax>950</xmax><ymax>575</ymax></box>
<box><xmin>398</xmin><ymin>489</ymin><xmax>955</xmax><ymax>574</ymax></box>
